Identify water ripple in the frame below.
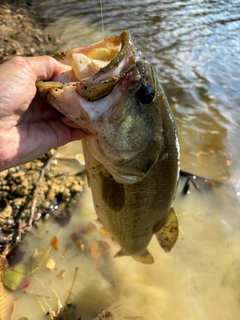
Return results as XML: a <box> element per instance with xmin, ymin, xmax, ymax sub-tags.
<box><xmin>33</xmin><ymin>0</ymin><xmax>240</xmax><ymax>180</ymax></box>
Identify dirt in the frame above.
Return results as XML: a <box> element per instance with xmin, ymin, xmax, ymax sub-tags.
<box><xmin>0</xmin><ymin>1</ymin><xmax>61</xmax><ymax>63</ymax></box>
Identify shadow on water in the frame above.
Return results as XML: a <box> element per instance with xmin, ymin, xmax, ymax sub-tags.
<box><xmin>5</xmin><ymin>1</ymin><xmax>240</xmax><ymax>319</ymax></box>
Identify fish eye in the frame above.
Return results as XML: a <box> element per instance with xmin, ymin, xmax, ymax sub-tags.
<box><xmin>136</xmin><ymin>85</ymin><xmax>155</xmax><ymax>105</ymax></box>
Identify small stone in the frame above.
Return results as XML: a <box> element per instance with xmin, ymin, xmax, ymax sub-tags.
<box><xmin>45</xmin><ymin>257</ymin><xmax>56</xmax><ymax>272</ymax></box>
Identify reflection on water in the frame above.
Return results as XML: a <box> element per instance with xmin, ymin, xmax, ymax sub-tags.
<box><xmin>6</xmin><ymin>1</ymin><xmax>240</xmax><ymax>319</ymax></box>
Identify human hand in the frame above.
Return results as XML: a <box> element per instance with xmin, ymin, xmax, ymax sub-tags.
<box><xmin>0</xmin><ymin>56</ymin><xmax>87</xmax><ymax>171</ymax></box>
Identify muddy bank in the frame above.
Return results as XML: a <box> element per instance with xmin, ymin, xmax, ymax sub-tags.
<box><xmin>0</xmin><ymin>1</ymin><xmax>61</xmax><ymax>63</ymax></box>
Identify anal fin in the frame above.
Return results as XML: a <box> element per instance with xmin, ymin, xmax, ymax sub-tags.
<box><xmin>155</xmin><ymin>207</ymin><xmax>178</xmax><ymax>252</ymax></box>
<box><xmin>133</xmin><ymin>250</ymin><xmax>154</xmax><ymax>264</ymax></box>
<box><xmin>114</xmin><ymin>249</ymin><xmax>125</xmax><ymax>258</ymax></box>
<box><xmin>114</xmin><ymin>249</ymin><xmax>154</xmax><ymax>264</ymax></box>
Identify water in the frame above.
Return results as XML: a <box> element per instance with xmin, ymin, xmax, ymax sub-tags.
<box><xmin>32</xmin><ymin>0</ymin><xmax>240</xmax><ymax>182</ymax></box>
<box><xmin>4</xmin><ymin>1</ymin><xmax>240</xmax><ymax>319</ymax></box>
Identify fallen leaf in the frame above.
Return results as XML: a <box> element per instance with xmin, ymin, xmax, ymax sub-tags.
<box><xmin>51</xmin><ymin>236</ymin><xmax>59</xmax><ymax>251</ymax></box>
<box><xmin>57</xmin><ymin>270</ymin><xmax>66</xmax><ymax>278</ymax></box>
<box><xmin>2</xmin><ymin>264</ymin><xmax>25</xmax><ymax>291</ymax></box>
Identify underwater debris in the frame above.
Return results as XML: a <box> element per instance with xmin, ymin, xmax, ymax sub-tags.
<box><xmin>45</xmin><ymin>257</ymin><xmax>56</xmax><ymax>272</ymax></box>
<box><xmin>45</xmin><ymin>268</ymin><xmax>78</xmax><ymax>319</ymax></box>
<box><xmin>71</xmin><ymin>232</ymin><xmax>85</xmax><ymax>252</ymax></box>
<box><xmin>180</xmin><ymin>169</ymin><xmax>222</xmax><ymax>195</ymax></box>
<box><xmin>51</xmin><ymin>236</ymin><xmax>59</xmax><ymax>251</ymax></box>
<box><xmin>6</xmin><ymin>245</ymin><xmax>25</xmax><ymax>267</ymax></box>
<box><xmin>0</xmin><ymin>150</ymin><xmax>84</xmax><ymax>257</ymax></box>
<box><xmin>55</xmin><ymin>209</ymin><xmax>72</xmax><ymax>227</ymax></box>
<box><xmin>98</xmin><ymin>310</ymin><xmax>113</xmax><ymax>319</ymax></box>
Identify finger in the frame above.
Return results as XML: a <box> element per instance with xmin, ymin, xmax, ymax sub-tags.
<box><xmin>2</xmin><ymin>56</ymin><xmax>70</xmax><ymax>82</ymax></box>
<box><xmin>61</xmin><ymin>116</ymin><xmax>83</xmax><ymax>129</ymax></box>
<box><xmin>26</xmin><ymin>56</ymin><xmax>71</xmax><ymax>81</ymax></box>
<box><xmin>69</xmin><ymin>128</ymin><xmax>89</xmax><ymax>141</ymax></box>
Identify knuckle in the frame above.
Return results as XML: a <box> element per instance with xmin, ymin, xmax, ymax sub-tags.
<box><xmin>9</xmin><ymin>56</ymin><xmax>30</xmax><ymax>68</ymax></box>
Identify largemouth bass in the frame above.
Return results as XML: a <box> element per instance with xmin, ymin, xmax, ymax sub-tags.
<box><xmin>37</xmin><ymin>31</ymin><xmax>180</xmax><ymax>264</ymax></box>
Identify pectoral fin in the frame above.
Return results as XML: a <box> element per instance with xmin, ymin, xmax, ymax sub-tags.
<box><xmin>114</xmin><ymin>249</ymin><xmax>154</xmax><ymax>264</ymax></box>
<box><xmin>100</xmin><ymin>173</ymin><xmax>124</xmax><ymax>211</ymax></box>
<box><xmin>155</xmin><ymin>207</ymin><xmax>178</xmax><ymax>252</ymax></box>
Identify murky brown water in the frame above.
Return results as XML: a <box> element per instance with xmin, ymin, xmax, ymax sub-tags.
<box><xmin>4</xmin><ymin>1</ymin><xmax>240</xmax><ymax>319</ymax></box>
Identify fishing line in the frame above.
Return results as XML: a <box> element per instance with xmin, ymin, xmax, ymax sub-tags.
<box><xmin>99</xmin><ymin>0</ymin><xmax>105</xmax><ymax>37</ymax></box>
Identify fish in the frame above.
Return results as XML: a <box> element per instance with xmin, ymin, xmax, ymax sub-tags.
<box><xmin>36</xmin><ymin>30</ymin><xmax>180</xmax><ymax>264</ymax></box>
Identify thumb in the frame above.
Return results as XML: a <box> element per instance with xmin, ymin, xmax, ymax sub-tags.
<box><xmin>26</xmin><ymin>55</ymin><xmax>71</xmax><ymax>81</ymax></box>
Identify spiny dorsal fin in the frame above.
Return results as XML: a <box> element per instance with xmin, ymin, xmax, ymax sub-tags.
<box><xmin>155</xmin><ymin>207</ymin><xmax>178</xmax><ymax>252</ymax></box>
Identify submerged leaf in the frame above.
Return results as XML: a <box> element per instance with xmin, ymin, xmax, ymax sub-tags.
<box><xmin>51</xmin><ymin>236</ymin><xmax>59</xmax><ymax>251</ymax></box>
<box><xmin>1</xmin><ymin>264</ymin><xmax>25</xmax><ymax>291</ymax></box>
<box><xmin>57</xmin><ymin>270</ymin><xmax>66</xmax><ymax>278</ymax></box>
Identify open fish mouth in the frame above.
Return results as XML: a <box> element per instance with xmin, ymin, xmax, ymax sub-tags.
<box><xmin>36</xmin><ymin>30</ymin><xmax>157</xmax><ymax>151</ymax></box>
<box><xmin>75</xmin><ymin>31</ymin><xmax>136</xmax><ymax>102</ymax></box>
<box><xmin>36</xmin><ymin>30</ymin><xmax>166</xmax><ymax>183</ymax></box>
<box><xmin>36</xmin><ymin>30</ymin><xmax>149</xmax><ymax>135</ymax></box>
<box><xmin>37</xmin><ymin>30</ymin><xmax>139</xmax><ymax>102</ymax></box>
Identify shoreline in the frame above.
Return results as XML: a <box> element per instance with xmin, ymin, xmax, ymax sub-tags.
<box><xmin>0</xmin><ymin>2</ymin><xmax>61</xmax><ymax>63</ymax></box>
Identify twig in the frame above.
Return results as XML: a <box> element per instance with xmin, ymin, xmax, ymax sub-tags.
<box><xmin>66</xmin><ymin>267</ymin><xmax>78</xmax><ymax>303</ymax></box>
<box><xmin>27</xmin><ymin>152</ymin><xmax>55</xmax><ymax>229</ymax></box>
<box><xmin>28</xmin><ymin>227</ymin><xmax>62</xmax><ymax>275</ymax></box>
